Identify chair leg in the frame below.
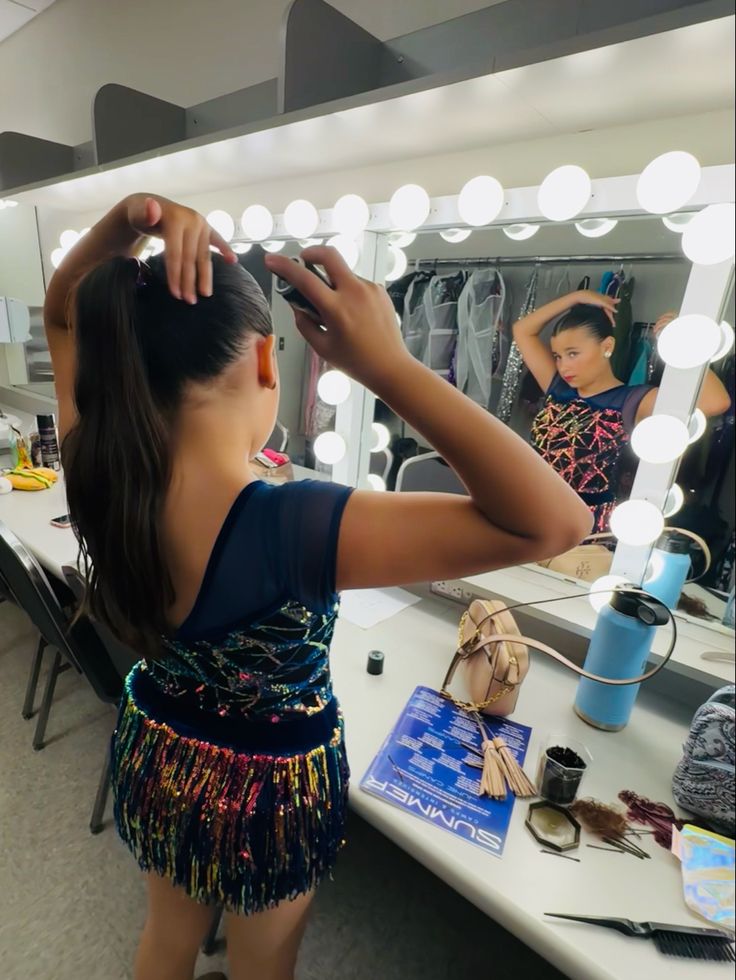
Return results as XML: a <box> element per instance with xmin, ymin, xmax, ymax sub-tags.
<box><xmin>22</xmin><ymin>636</ymin><xmax>47</xmax><ymax>720</ymax></box>
<box><xmin>32</xmin><ymin>649</ymin><xmax>63</xmax><ymax>751</ymax></box>
<box><xmin>90</xmin><ymin>742</ymin><xmax>112</xmax><ymax>835</ymax></box>
<box><xmin>202</xmin><ymin>906</ymin><xmax>223</xmax><ymax>955</ymax></box>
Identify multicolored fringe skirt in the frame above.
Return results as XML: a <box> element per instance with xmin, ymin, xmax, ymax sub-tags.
<box><xmin>111</xmin><ymin>666</ymin><xmax>350</xmax><ymax>916</ymax></box>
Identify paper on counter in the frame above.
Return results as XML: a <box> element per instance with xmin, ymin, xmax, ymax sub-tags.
<box><xmin>339</xmin><ymin>587</ymin><xmax>421</xmax><ymax>629</ymax></box>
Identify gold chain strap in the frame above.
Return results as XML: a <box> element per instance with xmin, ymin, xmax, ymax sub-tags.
<box><xmin>442</xmin><ymin>610</ymin><xmax>516</xmax><ymax>712</ymax></box>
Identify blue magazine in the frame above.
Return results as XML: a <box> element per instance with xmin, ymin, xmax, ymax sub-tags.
<box><xmin>360</xmin><ymin>686</ymin><xmax>532</xmax><ymax>857</ymax></box>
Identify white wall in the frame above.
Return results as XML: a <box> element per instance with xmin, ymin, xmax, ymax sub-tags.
<box><xmin>0</xmin><ymin>0</ymin><xmax>496</xmax><ymax>145</ymax></box>
<box><xmin>0</xmin><ymin>204</ymin><xmax>44</xmax><ymax>305</ymax></box>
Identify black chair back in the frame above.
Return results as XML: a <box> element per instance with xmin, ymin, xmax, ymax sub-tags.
<box><xmin>62</xmin><ymin>566</ymin><xmax>138</xmax><ymax>682</ymax></box>
<box><xmin>0</xmin><ymin>521</ymin><xmax>122</xmax><ymax>704</ymax></box>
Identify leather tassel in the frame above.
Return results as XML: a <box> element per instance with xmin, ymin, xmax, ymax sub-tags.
<box><xmin>474</xmin><ymin>713</ymin><xmax>506</xmax><ymax>799</ymax></box>
<box><xmin>493</xmin><ymin>737</ymin><xmax>537</xmax><ymax>798</ymax></box>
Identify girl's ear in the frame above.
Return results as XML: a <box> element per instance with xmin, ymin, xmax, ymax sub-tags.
<box><xmin>257</xmin><ymin>335</ymin><xmax>278</xmax><ymax>390</ymax></box>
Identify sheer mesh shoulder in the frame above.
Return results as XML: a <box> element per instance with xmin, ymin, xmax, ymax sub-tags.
<box><xmin>177</xmin><ymin>479</ymin><xmax>353</xmax><ymax>639</ymax></box>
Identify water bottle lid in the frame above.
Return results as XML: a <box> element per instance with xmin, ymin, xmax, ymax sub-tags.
<box><xmin>610</xmin><ymin>588</ymin><xmax>669</xmax><ymax>626</ymax></box>
<box><xmin>656</xmin><ymin>531</ymin><xmax>691</xmax><ymax>555</ymax></box>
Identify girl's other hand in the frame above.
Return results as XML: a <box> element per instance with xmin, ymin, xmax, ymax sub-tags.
<box><xmin>126</xmin><ymin>195</ymin><xmax>237</xmax><ymax>304</ymax></box>
<box><xmin>653</xmin><ymin>310</ymin><xmax>678</xmax><ymax>338</ymax></box>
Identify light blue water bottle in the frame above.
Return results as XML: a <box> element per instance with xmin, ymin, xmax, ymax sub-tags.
<box><xmin>644</xmin><ymin>532</ymin><xmax>692</xmax><ymax>610</ymax></box>
<box><xmin>574</xmin><ymin>589</ymin><xmax>669</xmax><ymax>732</ymax></box>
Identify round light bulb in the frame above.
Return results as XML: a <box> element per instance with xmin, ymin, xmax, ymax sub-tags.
<box><xmin>232</xmin><ymin>242</ymin><xmax>252</xmax><ymax>254</ymax></box>
<box><xmin>371</xmin><ymin>422</ymin><xmax>391</xmax><ymax>453</ymax></box>
<box><xmin>367</xmin><ymin>474</ymin><xmax>387</xmax><ymax>492</ymax></box>
<box><xmin>538</xmin><ymin>165</ymin><xmax>591</xmax><ymax>222</ymax></box>
<box><xmin>589</xmin><ymin>575</ymin><xmax>628</xmax><ymax>613</ymax></box>
<box><xmin>317</xmin><ymin>370</ymin><xmax>351</xmax><ymax>406</ymax></box>
<box><xmin>385</xmin><ymin>246</ymin><xmax>408</xmax><ymax>283</ymax></box>
<box><xmin>50</xmin><ymin>247</ymin><xmax>66</xmax><ymax>269</ymax></box>
<box><xmin>298</xmin><ymin>238</ymin><xmax>323</xmax><ymax>248</ymax></box>
<box><xmin>326</xmin><ymin>234</ymin><xmax>360</xmax><ymax>270</ymax></box>
<box><xmin>636</xmin><ymin>151</ymin><xmax>701</xmax><ymax>214</ymax></box>
<box><xmin>662</xmin><ymin>212</ymin><xmax>694</xmax><ymax>233</ymax></box>
<box><xmin>59</xmin><ymin>229</ymin><xmax>79</xmax><ymax>249</ymax></box>
<box><xmin>682</xmin><ymin>203</ymin><xmax>736</xmax><ymax>265</ymax></box>
<box><xmin>241</xmin><ymin>205</ymin><xmax>273</xmax><ymax>242</ymax></box>
<box><xmin>262</xmin><ymin>240</ymin><xmax>285</xmax><ymax>253</ymax></box>
<box><xmin>150</xmin><ymin>238</ymin><xmax>165</xmax><ymax>255</ymax></box>
<box><xmin>333</xmin><ymin>194</ymin><xmax>369</xmax><ymax>236</ymax></box>
<box><xmin>575</xmin><ymin>218</ymin><xmax>618</xmax><ymax>238</ymax></box>
<box><xmin>284</xmin><ymin>199</ymin><xmax>319</xmax><ymax>240</ymax></box>
<box><xmin>663</xmin><ymin>483</ymin><xmax>684</xmax><ymax>519</ymax></box>
<box><xmin>313</xmin><ymin>431</ymin><xmax>346</xmax><ymax>466</ymax></box>
<box><xmin>139</xmin><ymin>246</ymin><xmax>153</xmax><ymax>260</ymax></box>
<box><xmin>503</xmin><ymin>223</ymin><xmax>539</xmax><ymax>241</ymax></box>
<box><xmin>657</xmin><ymin>314</ymin><xmax>722</xmax><ymax>368</ymax></box>
<box><xmin>610</xmin><ymin>499</ymin><xmax>665</xmax><ymax>547</ymax></box>
<box><xmin>712</xmin><ymin>320</ymin><xmax>735</xmax><ymax>362</ymax></box>
<box><xmin>440</xmin><ymin>227</ymin><xmax>472</xmax><ymax>243</ymax></box>
<box><xmin>687</xmin><ymin>408</ymin><xmax>707</xmax><ymax>444</ymax></box>
<box><xmin>78</xmin><ymin>227</ymin><xmax>90</xmax><ymax>237</ymax></box>
<box><xmin>631</xmin><ymin>415</ymin><xmax>689</xmax><ymax>464</ymax></box>
<box><xmin>457</xmin><ymin>175</ymin><xmax>504</xmax><ymax>227</ymax></box>
<box><xmin>4</xmin><ymin>200</ymin><xmax>18</xmax><ymax>208</ymax></box>
<box><xmin>388</xmin><ymin>231</ymin><xmax>416</xmax><ymax>248</ymax></box>
<box><xmin>0</xmin><ymin>201</ymin><xmax>5</xmax><ymax>210</ymax></box>
<box><xmin>206</xmin><ymin>209</ymin><xmax>235</xmax><ymax>242</ymax></box>
<box><xmin>389</xmin><ymin>184</ymin><xmax>430</xmax><ymax>231</ymax></box>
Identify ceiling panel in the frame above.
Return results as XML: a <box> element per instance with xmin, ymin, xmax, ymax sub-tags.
<box><xmin>0</xmin><ymin>0</ymin><xmax>56</xmax><ymax>44</ymax></box>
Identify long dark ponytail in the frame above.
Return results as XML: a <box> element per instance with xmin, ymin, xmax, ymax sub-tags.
<box><xmin>63</xmin><ymin>254</ymin><xmax>272</xmax><ymax>655</ymax></box>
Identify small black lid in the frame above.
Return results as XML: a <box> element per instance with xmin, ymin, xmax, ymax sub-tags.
<box><xmin>610</xmin><ymin>588</ymin><xmax>669</xmax><ymax>626</ymax></box>
<box><xmin>36</xmin><ymin>413</ymin><xmax>56</xmax><ymax>427</ymax></box>
<box><xmin>656</xmin><ymin>531</ymin><xmax>691</xmax><ymax>555</ymax></box>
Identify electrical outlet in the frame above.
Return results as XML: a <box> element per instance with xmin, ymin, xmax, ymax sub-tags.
<box><xmin>430</xmin><ymin>580</ymin><xmax>466</xmax><ymax>603</ymax></box>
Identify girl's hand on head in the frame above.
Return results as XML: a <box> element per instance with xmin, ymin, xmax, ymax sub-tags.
<box><xmin>125</xmin><ymin>195</ymin><xmax>237</xmax><ymax>304</ymax></box>
<box><xmin>265</xmin><ymin>246</ymin><xmax>410</xmax><ymax>390</ymax></box>
<box><xmin>574</xmin><ymin>289</ymin><xmax>620</xmax><ymax>325</ymax></box>
<box><xmin>653</xmin><ymin>310</ymin><xmax>678</xmax><ymax>338</ymax></box>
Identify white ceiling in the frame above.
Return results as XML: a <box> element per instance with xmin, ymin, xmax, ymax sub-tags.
<box><xmin>10</xmin><ymin>16</ymin><xmax>735</xmax><ymax>210</ymax></box>
<box><xmin>0</xmin><ymin>0</ymin><xmax>56</xmax><ymax>44</ymax></box>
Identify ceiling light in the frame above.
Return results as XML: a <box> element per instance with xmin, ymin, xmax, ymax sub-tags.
<box><xmin>389</xmin><ymin>184</ymin><xmax>430</xmax><ymax>231</ymax></box>
<box><xmin>457</xmin><ymin>175</ymin><xmax>504</xmax><ymax>226</ymax></box>
<box><xmin>636</xmin><ymin>151</ymin><xmax>701</xmax><ymax>214</ymax></box>
<box><xmin>333</xmin><ymin>194</ymin><xmax>370</xmax><ymax>236</ymax></box>
<box><xmin>284</xmin><ymin>199</ymin><xmax>320</xmax><ymax>240</ymax></box>
<box><xmin>206</xmin><ymin>209</ymin><xmax>235</xmax><ymax>242</ymax></box>
<box><xmin>682</xmin><ymin>203</ymin><xmax>735</xmax><ymax>265</ymax></box>
<box><xmin>538</xmin><ymin>166</ymin><xmax>591</xmax><ymax>221</ymax></box>
<box><xmin>241</xmin><ymin>205</ymin><xmax>274</xmax><ymax>242</ymax></box>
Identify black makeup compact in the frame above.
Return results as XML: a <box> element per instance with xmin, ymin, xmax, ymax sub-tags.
<box><xmin>274</xmin><ymin>257</ymin><xmax>333</xmax><ymax>322</ymax></box>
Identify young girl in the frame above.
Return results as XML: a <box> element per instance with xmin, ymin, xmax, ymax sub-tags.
<box><xmin>514</xmin><ymin>291</ymin><xmax>730</xmax><ymax>532</ymax></box>
<box><xmin>45</xmin><ymin>195</ymin><xmax>591</xmax><ymax>980</ymax></box>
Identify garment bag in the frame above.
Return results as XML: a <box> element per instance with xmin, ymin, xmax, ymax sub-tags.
<box><xmin>456</xmin><ymin>269</ymin><xmax>506</xmax><ymax>408</ymax></box>
<box><xmin>422</xmin><ymin>270</ymin><xmax>467</xmax><ymax>377</ymax></box>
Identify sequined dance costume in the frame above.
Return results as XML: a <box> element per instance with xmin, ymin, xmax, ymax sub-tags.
<box><xmin>111</xmin><ymin>480</ymin><xmax>353</xmax><ymax>915</ymax></box>
<box><xmin>530</xmin><ymin>377</ymin><xmax>652</xmax><ymax>532</ymax></box>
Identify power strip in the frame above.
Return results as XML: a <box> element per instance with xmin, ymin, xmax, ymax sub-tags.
<box><xmin>430</xmin><ymin>580</ymin><xmax>480</xmax><ymax>606</ymax></box>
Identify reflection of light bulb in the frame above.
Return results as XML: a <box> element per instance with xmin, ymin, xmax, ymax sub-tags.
<box><xmin>657</xmin><ymin>314</ymin><xmax>722</xmax><ymax>368</ymax></box>
<box><xmin>79</xmin><ymin>227</ymin><xmax>90</xmax><ymax>236</ymax></box>
<box><xmin>440</xmin><ymin>228</ymin><xmax>472</xmax><ymax>243</ymax></box>
<box><xmin>589</xmin><ymin>575</ymin><xmax>628</xmax><ymax>612</ymax></box>
<box><xmin>631</xmin><ymin>415</ymin><xmax>689</xmax><ymax>464</ymax></box>
<box><xmin>60</xmin><ymin>229</ymin><xmax>79</xmax><ymax>249</ymax></box>
<box><xmin>206</xmin><ymin>209</ymin><xmax>235</xmax><ymax>241</ymax></box>
<box><xmin>367</xmin><ymin>474</ymin><xmax>387</xmax><ymax>492</ymax></box>
<box><xmin>326</xmin><ymin>234</ymin><xmax>360</xmax><ymax>270</ymax></box>
<box><xmin>682</xmin><ymin>203</ymin><xmax>736</xmax><ymax>265</ymax></box>
<box><xmin>371</xmin><ymin>422</ymin><xmax>390</xmax><ymax>452</ymax></box>
<box><xmin>688</xmin><ymin>408</ymin><xmax>707</xmax><ymax>444</ymax></box>
<box><xmin>663</xmin><ymin>483</ymin><xmax>684</xmax><ymax>518</ymax></box>
<box><xmin>284</xmin><ymin>199</ymin><xmax>319</xmax><ymax>239</ymax></box>
<box><xmin>388</xmin><ymin>231</ymin><xmax>416</xmax><ymax>248</ymax></box>
<box><xmin>575</xmin><ymin>218</ymin><xmax>618</xmax><ymax>238</ymax></box>
<box><xmin>241</xmin><ymin>205</ymin><xmax>273</xmax><ymax>242</ymax></box>
<box><xmin>538</xmin><ymin>165</ymin><xmax>591</xmax><ymax>221</ymax></box>
<box><xmin>662</xmin><ymin>212</ymin><xmax>694</xmax><ymax>233</ymax></box>
<box><xmin>644</xmin><ymin>551</ymin><xmax>666</xmax><ymax>584</ymax></box>
<box><xmin>50</xmin><ymin>247</ymin><xmax>66</xmax><ymax>269</ymax></box>
<box><xmin>232</xmin><ymin>242</ymin><xmax>252</xmax><ymax>254</ymax></box>
<box><xmin>298</xmin><ymin>238</ymin><xmax>322</xmax><ymax>248</ymax></box>
<box><xmin>333</xmin><ymin>194</ymin><xmax>369</xmax><ymax>236</ymax></box>
<box><xmin>385</xmin><ymin>246</ymin><xmax>407</xmax><ymax>282</ymax></box>
<box><xmin>389</xmin><ymin>184</ymin><xmax>430</xmax><ymax>231</ymax></box>
<box><xmin>636</xmin><ymin>151</ymin><xmax>701</xmax><ymax>214</ymax></box>
<box><xmin>457</xmin><ymin>175</ymin><xmax>504</xmax><ymax>226</ymax></box>
<box><xmin>712</xmin><ymin>320</ymin><xmax>735</xmax><ymax>362</ymax></box>
<box><xmin>262</xmin><ymin>240</ymin><xmax>285</xmax><ymax>253</ymax></box>
<box><xmin>140</xmin><ymin>246</ymin><xmax>153</xmax><ymax>260</ymax></box>
<box><xmin>317</xmin><ymin>370</ymin><xmax>351</xmax><ymax>406</ymax></box>
<box><xmin>4</xmin><ymin>200</ymin><xmax>17</xmax><ymax>208</ymax></box>
<box><xmin>503</xmin><ymin>223</ymin><xmax>539</xmax><ymax>241</ymax></box>
<box><xmin>313</xmin><ymin>431</ymin><xmax>346</xmax><ymax>465</ymax></box>
<box><xmin>150</xmin><ymin>238</ymin><xmax>165</xmax><ymax>255</ymax></box>
<box><xmin>610</xmin><ymin>500</ymin><xmax>665</xmax><ymax>546</ymax></box>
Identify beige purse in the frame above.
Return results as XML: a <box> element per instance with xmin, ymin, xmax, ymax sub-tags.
<box><xmin>441</xmin><ymin>595</ymin><xmax>677</xmax><ymax>720</ymax></box>
<box><xmin>537</xmin><ymin>528</ymin><xmax>711</xmax><ymax>584</ymax></box>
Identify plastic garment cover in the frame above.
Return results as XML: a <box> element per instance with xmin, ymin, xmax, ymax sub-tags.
<box><xmin>455</xmin><ymin>268</ymin><xmax>506</xmax><ymax>408</ymax></box>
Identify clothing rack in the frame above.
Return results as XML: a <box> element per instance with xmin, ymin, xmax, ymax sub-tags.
<box><xmin>414</xmin><ymin>252</ymin><xmax>684</xmax><ymax>267</ymax></box>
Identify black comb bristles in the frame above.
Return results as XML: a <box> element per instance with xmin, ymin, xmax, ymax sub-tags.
<box><xmin>652</xmin><ymin>930</ymin><xmax>735</xmax><ymax>962</ymax></box>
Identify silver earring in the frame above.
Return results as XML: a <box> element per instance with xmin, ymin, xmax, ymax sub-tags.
<box><xmin>604</xmin><ymin>351</ymin><xmax>612</xmax><ymax>359</ymax></box>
